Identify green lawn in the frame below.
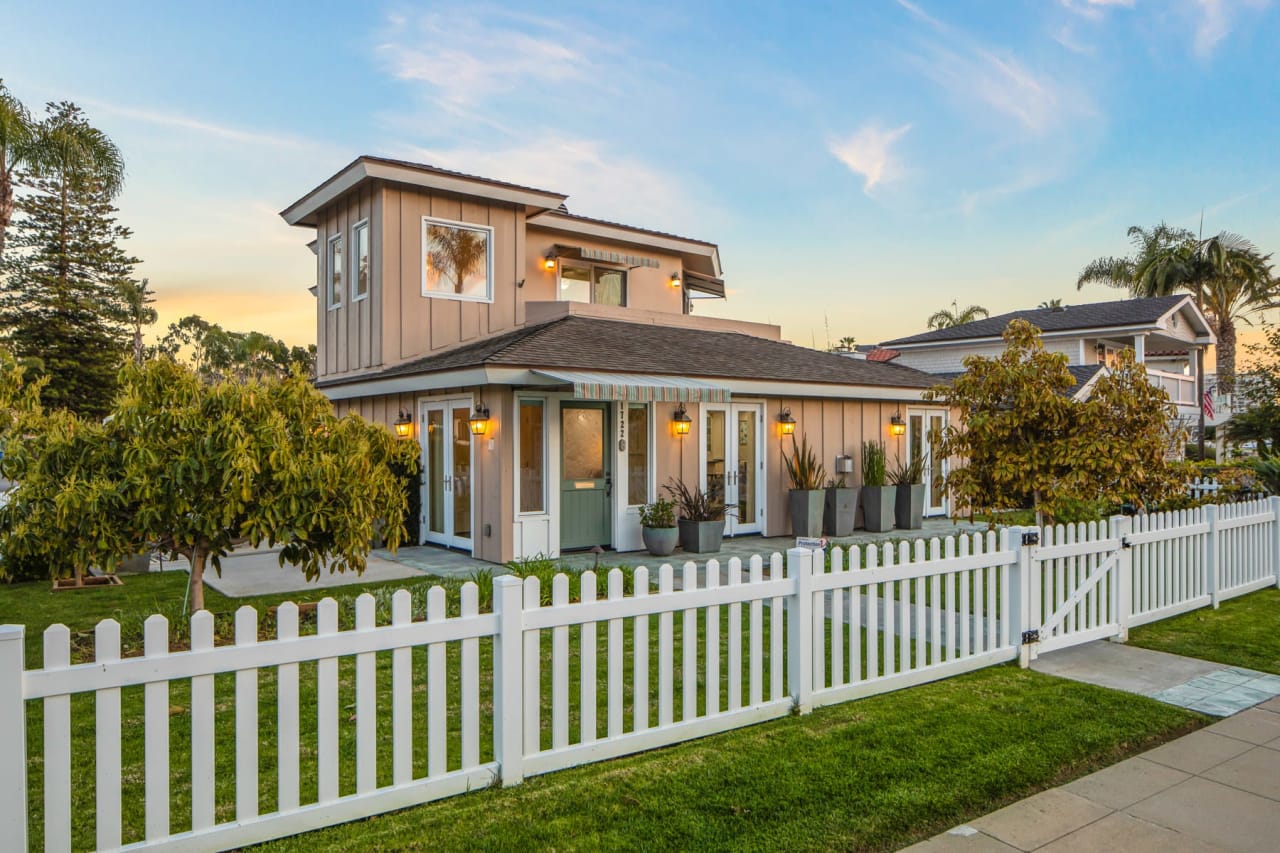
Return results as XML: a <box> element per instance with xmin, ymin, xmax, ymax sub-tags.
<box><xmin>1128</xmin><ymin>587</ymin><xmax>1280</xmax><ymax>674</ymax></box>
<box><xmin>4</xmin><ymin>572</ymin><xmax>1208</xmax><ymax>851</ymax></box>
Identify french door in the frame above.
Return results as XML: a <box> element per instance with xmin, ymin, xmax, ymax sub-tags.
<box><xmin>908</xmin><ymin>408</ymin><xmax>948</xmax><ymax>517</ymax></box>
<box><xmin>702</xmin><ymin>402</ymin><xmax>764</xmax><ymax>536</ymax></box>
<box><xmin>420</xmin><ymin>397</ymin><xmax>474</xmax><ymax>550</ymax></box>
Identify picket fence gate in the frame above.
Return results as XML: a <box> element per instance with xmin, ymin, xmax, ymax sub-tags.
<box><xmin>2</xmin><ymin>498</ymin><xmax>1278</xmax><ymax>852</ymax></box>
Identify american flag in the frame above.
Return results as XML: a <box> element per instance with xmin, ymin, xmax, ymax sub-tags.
<box><xmin>1202</xmin><ymin>388</ymin><xmax>1215</xmax><ymax>420</ymax></box>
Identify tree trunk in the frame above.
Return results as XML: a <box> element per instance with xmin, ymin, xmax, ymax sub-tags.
<box><xmin>1216</xmin><ymin>319</ymin><xmax>1237</xmax><ymax>395</ymax></box>
<box><xmin>0</xmin><ymin>164</ymin><xmax>12</xmax><ymax>260</ymax></box>
<box><xmin>190</xmin><ymin>548</ymin><xmax>207</xmax><ymax>612</ymax></box>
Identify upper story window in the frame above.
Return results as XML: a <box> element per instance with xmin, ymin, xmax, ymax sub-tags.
<box><xmin>559</xmin><ymin>263</ymin><xmax>626</xmax><ymax>307</ymax></box>
<box><xmin>422</xmin><ymin>216</ymin><xmax>494</xmax><ymax>303</ymax></box>
<box><xmin>352</xmin><ymin>220</ymin><xmax>370</xmax><ymax>301</ymax></box>
<box><xmin>327</xmin><ymin>233</ymin><xmax>344</xmax><ymax>309</ymax></box>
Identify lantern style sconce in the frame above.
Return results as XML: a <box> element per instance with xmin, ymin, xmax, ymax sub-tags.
<box><xmin>671</xmin><ymin>403</ymin><xmax>692</xmax><ymax>436</ymax></box>
<box><xmin>469</xmin><ymin>402</ymin><xmax>491</xmax><ymax>436</ymax></box>
<box><xmin>777</xmin><ymin>407</ymin><xmax>797</xmax><ymax>437</ymax></box>
<box><xmin>393</xmin><ymin>410</ymin><xmax>413</xmax><ymax>439</ymax></box>
<box><xmin>669</xmin><ymin>271</ymin><xmax>682</xmax><ymax>288</ymax></box>
<box><xmin>889</xmin><ymin>413</ymin><xmax>906</xmax><ymax>437</ymax></box>
<box><xmin>543</xmin><ymin>251</ymin><xmax>558</xmax><ymax>271</ymax></box>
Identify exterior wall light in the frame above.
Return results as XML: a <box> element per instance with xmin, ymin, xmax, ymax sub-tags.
<box><xmin>469</xmin><ymin>403</ymin><xmax>491</xmax><ymax>436</ymax></box>
<box><xmin>669</xmin><ymin>271</ymin><xmax>682</xmax><ymax>288</ymax></box>
<box><xmin>777</xmin><ymin>407</ymin><xmax>796</xmax><ymax>437</ymax></box>
<box><xmin>393</xmin><ymin>410</ymin><xmax>413</xmax><ymax>439</ymax></box>
<box><xmin>672</xmin><ymin>403</ymin><xmax>692</xmax><ymax>436</ymax></box>
<box><xmin>543</xmin><ymin>252</ymin><xmax>558</xmax><ymax>271</ymax></box>
<box><xmin>889</xmin><ymin>413</ymin><xmax>906</xmax><ymax>437</ymax></box>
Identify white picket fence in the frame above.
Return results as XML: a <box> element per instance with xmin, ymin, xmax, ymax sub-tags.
<box><xmin>1186</xmin><ymin>476</ymin><xmax>1222</xmax><ymax>500</ymax></box>
<box><xmin>3</xmin><ymin>499</ymin><xmax>1278</xmax><ymax>852</ymax></box>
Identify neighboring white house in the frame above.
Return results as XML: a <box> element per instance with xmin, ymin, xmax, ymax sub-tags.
<box><xmin>876</xmin><ymin>295</ymin><xmax>1217</xmax><ymax>423</ymax></box>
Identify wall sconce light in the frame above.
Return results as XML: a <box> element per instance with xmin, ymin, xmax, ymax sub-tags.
<box><xmin>393</xmin><ymin>410</ymin><xmax>413</xmax><ymax>439</ymax></box>
<box><xmin>889</xmin><ymin>413</ymin><xmax>906</xmax><ymax>437</ymax></box>
<box><xmin>469</xmin><ymin>403</ymin><xmax>491</xmax><ymax>436</ymax></box>
<box><xmin>669</xmin><ymin>271</ymin><xmax>682</xmax><ymax>288</ymax></box>
<box><xmin>543</xmin><ymin>251</ymin><xmax>558</xmax><ymax>271</ymax></box>
<box><xmin>671</xmin><ymin>403</ymin><xmax>692</xmax><ymax>436</ymax></box>
<box><xmin>777</xmin><ymin>407</ymin><xmax>797</xmax><ymax>437</ymax></box>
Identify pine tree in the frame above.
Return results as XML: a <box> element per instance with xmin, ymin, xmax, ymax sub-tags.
<box><xmin>0</xmin><ymin>103</ymin><xmax>134</xmax><ymax>418</ymax></box>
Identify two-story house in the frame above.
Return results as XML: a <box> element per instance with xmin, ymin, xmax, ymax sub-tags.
<box><xmin>281</xmin><ymin>156</ymin><xmax>947</xmax><ymax>562</ymax></box>
<box><xmin>877</xmin><ymin>296</ymin><xmax>1217</xmax><ymax>424</ymax></box>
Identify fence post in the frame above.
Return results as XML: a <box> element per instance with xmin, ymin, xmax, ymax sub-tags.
<box><xmin>1010</xmin><ymin>527</ymin><xmax>1037</xmax><ymax>667</ymax></box>
<box><xmin>1110</xmin><ymin>515</ymin><xmax>1133</xmax><ymax>643</ymax></box>
<box><xmin>0</xmin><ymin>625</ymin><xmax>27</xmax><ymax>852</ymax></box>
<box><xmin>1204</xmin><ymin>503</ymin><xmax>1220</xmax><ymax>609</ymax></box>
<box><xmin>786</xmin><ymin>547</ymin><xmax>813</xmax><ymax>714</ymax></box>
<box><xmin>492</xmin><ymin>575</ymin><xmax>525</xmax><ymax>786</ymax></box>
<box><xmin>1270</xmin><ymin>496</ymin><xmax>1280</xmax><ymax>589</ymax></box>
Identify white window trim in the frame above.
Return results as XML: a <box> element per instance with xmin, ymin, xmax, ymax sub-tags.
<box><xmin>516</xmin><ymin>395</ymin><xmax>549</xmax><ymax>517</ymax></box>
<box><xmin>350</xmin><ymin>218</ymin><xmax>370</xmax><ymax>303</ymax></box>
<box><xmin>330</xmin><ymin>230</ymin><xmax>345</xmax><ymax>311</ymax></box>
<box><xmin>557</xmin><ymin>261</ymin><xmax>629</xmax><ymax>307</ymax></box>
<box><xmin>420</xmin><ymin>215</ymin><xmax>495</xmax><ymax>304</ymax></box>
<box><xmin>624</xmin><ymin>402</ymin><xmax>656</xmax><ymax>507</ymax></box>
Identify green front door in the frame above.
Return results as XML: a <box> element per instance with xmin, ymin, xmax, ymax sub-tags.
<box><xmin>560</xmin><ymin>402</ymin><xmax>612</xmax><ymax>550</ymax></box>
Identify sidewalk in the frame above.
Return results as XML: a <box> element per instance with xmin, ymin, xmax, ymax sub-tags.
<box><xmin>904</xmin><ymin>697</ymin><xmax>1280</xmax><ymax>852</ymax></box>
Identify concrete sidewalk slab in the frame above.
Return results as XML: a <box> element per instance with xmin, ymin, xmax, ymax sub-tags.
<box><xmin>202</xmin><ymin>548</ymin><xmax>431</xmax><ymax>596</ymax></box>
<box><xmin>903</xmin><ymin>706</ymin><xmax>1280</xmax><ymax>852</ymax></box>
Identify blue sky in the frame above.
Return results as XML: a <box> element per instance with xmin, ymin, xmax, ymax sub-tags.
<box><xmin>3</xmin><ymin>0</ymin><xmax>1278</xmax><ymax>351</ymax></box>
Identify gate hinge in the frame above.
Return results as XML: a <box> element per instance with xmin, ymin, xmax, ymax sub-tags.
<box><xmin>1021</xmin><ymin>531</ymin><xmax>1040</xmax><ymax>546</ymax></box>
<box><xmin>1021</xmin><ymin>630</ymin><xmax>1040</xmax><ymax>645</ymax></box>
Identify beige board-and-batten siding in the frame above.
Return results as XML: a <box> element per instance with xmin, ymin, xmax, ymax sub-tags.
<box><xmin>315</xmin><ymin>182</ymin><xmax>381</xmax><ymax>379</ymax></box>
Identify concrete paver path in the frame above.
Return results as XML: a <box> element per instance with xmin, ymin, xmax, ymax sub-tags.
<box><xmin>904</xmin><ymin>696</ymin><xmax>1280</xmax><ymax>852</ymax></box>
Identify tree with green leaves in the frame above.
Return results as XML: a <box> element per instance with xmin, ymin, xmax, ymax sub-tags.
<box><xmin>118</xmin><ymin>277</ymin><xmax>157</xmax><ymax>365</ymax></box>
<box><xmin>925</xmin><ymin>320</ymin><xmax>1183</xmax><ymax>524</ymax></box>
<box><xmin>1037</xmin><ymin>299</ymin><xmax>1063</xmax><ymax>309</ymax></box>
<box><xmin>0</xmin><ymin>79</ymin><xmax>37</xmax><ymax>261</ymax></box>
<box><xmin>0</xmin><ymin>356</ymin><xmax>418</xmax><ymax>608</ymax></box>
<box><xmin>0</xmin><ymin>101</ymin><xmax>134</xmax><ymax>417</ymax></box>
<box><xmin>927</xmin><ymin>301</ymin><xmax>989</xmax><ymax>330</ymax></box>
<box><xmin>156</xmin><ymin>313</ymin><xmax>316</xmax><ymax>381</ymax></box>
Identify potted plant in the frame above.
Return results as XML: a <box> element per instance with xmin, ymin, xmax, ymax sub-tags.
<box><xmin>639</xmin><ymin>498</ymin><xmax>679</xmax><ymax>557</ymax></box>
<box><xmin>664</xmin><ymin>478</ymin><xmax>733</xmax><ymax>553</ymax></box>
<box><xmin>823</xmin><ymin>476</ymin><xmax>858</xmax><ymax>537</ymax></box>
<box><xmin>861</xmin><ymin>440</ymin><xmax>894</xmax><ymax>532</ymax></box>
<box><xmin>889</xmin><ymin>452</ymin><xmax>926</xmax><ymax>530</ymax></box>
<box><xmin>783</xmin><ymin>434</ymin><xmax>827</xmax><ymax>537</ymax></box>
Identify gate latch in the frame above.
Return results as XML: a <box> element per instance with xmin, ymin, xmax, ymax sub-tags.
<box><xmin>1021</xmin><ymin>531</ymin><xmax>1040</xmax><ymax>546</ymax></box>
<box><xmin>1021</xmin><ymin>630</ymin><xmax>1040</xmax><ymax>645</ymax></box>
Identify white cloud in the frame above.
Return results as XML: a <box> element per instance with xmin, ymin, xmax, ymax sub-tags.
<box><xmin>1059</xmin><ymin>0</ymin><xmax>1135</xmax><ymax>21</ymax></box>
<box><xmin>828</xmin><ymin>123</ymin><xmax>912</xmax><ymax>194</ymax></box>
<box><xmin>1190</xmin><ymin>0</ymin><xmax>1271</xmax><ymax>58</ymax></box>
<box><xmin>79</xmin><ymin>99</ymin><xmax>325</xmax><ymax>153</ymax></box>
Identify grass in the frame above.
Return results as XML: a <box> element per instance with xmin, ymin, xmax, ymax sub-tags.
<box><xmin>5</xmin><ymin>571</ymin><xmax>1206</xmax><ymax>851</ymax></box>
<box><xmin>251</xmin><ymin>667</ymin><xmax>1202</xmax><ymax>852</ymax></box>
<box><xmin>1128</xmin><ymin>587</ymin><xmax>1280</xmax><ymax>674</ymax></box>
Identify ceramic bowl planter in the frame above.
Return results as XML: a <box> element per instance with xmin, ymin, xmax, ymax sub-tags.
<box><xmin>639</xmin><ymin>498</ymin><xmax>680</xmax><ymax>557</ymax></box>
<box><xmin>782</xmin><ymin>434</ymin><xmax>827</xmax><ymax>538</ymax></box>
<box><xmin>824</xmin><ymin>485</ymin><xmax>858</xmax><ymax>536</ymax></box>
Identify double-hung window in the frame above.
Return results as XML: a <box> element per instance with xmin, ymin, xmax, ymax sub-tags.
<box><xmin>559</xmin><ymin>264</ymin><xmax>626</xmax><ymax>307</ymax></box>
<box><xmin>327</xmin><ymin>233</ymin><xmax>344</xmax><ymax>309</ymax></box>
<box><xmin>351</xmin><ymin>220</ymin><xmax>370</xmax><ymax>301</ymax></box>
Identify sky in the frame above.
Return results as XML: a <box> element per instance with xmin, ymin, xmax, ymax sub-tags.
<box><xmin>3</xmin><ymin>0</ymin><xmax>1278</xmax><ymax>355</ymax></box>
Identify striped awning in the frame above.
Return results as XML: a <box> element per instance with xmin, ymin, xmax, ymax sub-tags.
<box><xmin>533</xmin><ymin>369</ymin><xmax>730</xmax><ymax>403</ymax></box>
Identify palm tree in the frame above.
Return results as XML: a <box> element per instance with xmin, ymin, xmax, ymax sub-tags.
<box><xmin>1038</xmin><ymin>299</ymin><xmax>1063</xmax><ymax>309</ymax></box>
<box><xmin>1076</xmin><ymin>223</ymin><xmax>1196</xmax><ymax>294</ymax></box>
<box><xmin>0</xmin><ymin>79</ymin><xmax>36</xmax><ymax>260</ymax></box>
<box><xmin>427</xmin><ymin>225</ymin><xmax>487</xmax><ymax>294</ymax></box>
<box><xmin>927</xmin><ymin>301</ymin><xmax>989</xmax><ymax>330</ymax></box>
<box><xmin>118</xmin><ymin>277</ymin><xmax>157</xmax><ymax>364</ymax></box>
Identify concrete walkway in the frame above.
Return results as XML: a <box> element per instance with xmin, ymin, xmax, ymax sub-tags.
<box><xmin>1031</xmin><ymin>641</ymin><xmax>1280</xmax><ymax>716</ymax></box>
<box><xmin>198</xmin><ymin>547</ymin><xmax>432</xmax><ymax>597</ymax></box>
<box><xmin>903</xmin><ymin>696</ymin><xmax>1280</xmax><ymax>852</ymax></box>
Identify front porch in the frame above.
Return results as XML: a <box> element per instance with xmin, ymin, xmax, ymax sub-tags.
<box><xmin>378</xmin><ymin>516</ymin><xmax>991</xmax><ymax>579</ymax></box>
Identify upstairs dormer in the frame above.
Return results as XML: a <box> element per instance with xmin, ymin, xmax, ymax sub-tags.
<box><xmin>280</xmin><ymin>156</ymin><xmax>730</xmax><ymax>382</ymax></box>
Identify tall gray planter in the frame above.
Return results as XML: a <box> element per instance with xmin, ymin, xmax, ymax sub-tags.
<box><xmin>788</xmin><ymin>489</ymin><xmax>824</xmax><ymax>537</ymax></box>
<box><xmin>679</xmin><ymin>519</ymin><xmax>725</xmax><ymax>553</ymax></box>
<box><xmin>895</xmin><ymin>483</ymin><xmax>926</xmax><ymax>530</ymax></box>
<box><xmin>861</xmin><ymin>485</ymin><xmax>895</xmax><ymax>532</ymax></box>
<box><xmin>824</xmin><ymin>487</ymin><xmax>857</xmax><ymax>537</ymax></box>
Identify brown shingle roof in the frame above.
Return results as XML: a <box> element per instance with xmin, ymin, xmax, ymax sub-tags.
<box><xmin>318</xmin><ymin>316</ymin><xmax>939</xmax><ymax>390</ymax></box>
